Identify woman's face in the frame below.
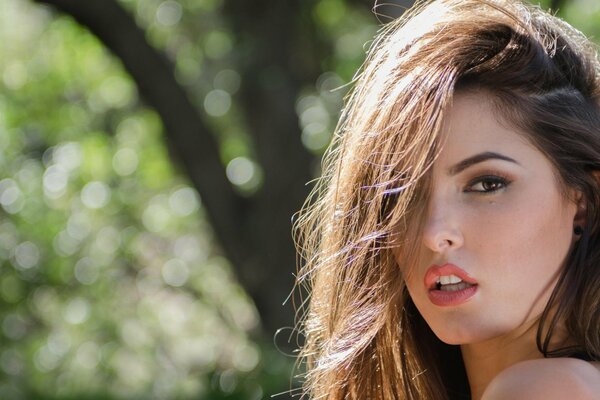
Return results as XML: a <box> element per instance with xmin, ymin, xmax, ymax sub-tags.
<box><xmin>396</xmin><ymin>91</ymin><xmax>581</xmax><ymax>345</ymax></box>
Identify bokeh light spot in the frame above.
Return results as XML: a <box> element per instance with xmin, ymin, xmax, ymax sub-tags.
<box><xmin>54</xmin><ymin>230</ymin><xmax>81</xmax><ymax>257</ymax></box>
<box><xmin>74</xmin><ymin>341</ymin><xmax>101</xmax><ymax>369</ymax></box>
<box><xmin>34</xmin><ymin>345</ymin><xmax>61</xmax><ymax>372</ymax></box>
<box><xmin>214</xmin><ymin>69</ymin><xmax>241</xmax><ymax>94</ymax></box>
<box><xmin>43</xmin><ymin>165</ymin><xmax>68</xmax><ymax>199</ymax></box>
<box><xmin>226</xmin><ymin>157</ymin><xmax>255</xmax><ymax>186</ymax></box>
<box><xmin>156</xmin><ymin>1</ymin><xmax>182</xmax><ymax>26</ymax></box>
<box><xmin>219</xmin><ymin>369</ymin><xmax>237</xmax><ymax>394</ymax></box>
<box><xmin>161</xmin><ymin>258</ymin><xmax>189</xmax><ymax>287</ymax></box>
<box><xmin>300</xmin><ymin>103</ymin><xmax>329</xmax><ymax>129</ymax></box>
<box><xmin>95</xmin><ymin>226</ymin><xmax>121</xmax><ymax>254</ymax></box>
<box><xmin>169</xmin><ymin>187</ymin><xmax>199</xmax><ymax>216</ymax></box>
<box><xmin>142</xmin><ymin>202</ymin><xmax>171</xmax><ymax>233</ymax></box>
<box><xmin>47</xmin><ymin>331</ymin><xmax>71</xmax><ymax>358</ymax></box>
<box><xmin>174</xmin><ymin>235</ymin><xmax>208</xmax><ymax>263</ymax></box>
<box><xmin>67</xmin><ymin>212</ymin><xmax>92</xmax><ymax>240</ymax></box>
<box><xmin>301</xmin><ymin>122</ymin><xmax>330</xmax><ymax>152</ymax></box>
<box><xmin>204</xmin><ymin>31</ymin><xmax>232</xmax><ymax>59</ymax></box>
<box><xmin>74</xmin><ymin>257</ymin><xmax>99</xmax><ymax>285</ymax></box>
<box><xmin>80</xmin><ymin>181</ymin><xmax>111</xmax><ymax>209</ymax></box>
<box><xmin>121</xmin><ymin>319</ymin><xmax>152</xmax><ymax>349</ymax></box>
<box><xmin>112</xmin><ymin>147</ymin><xmax>139</xmax><ymax>176</ymax></box>
<box><xmin>314</xmin><ymin>0</ymin><xmax>346</xmax><ymax>27</ymax></box>
<box><xmin>2</xmin><ymin>314</ymin><xmax>27</xmax><ymax>340</ymax></box>
<box><xmin>53</xmin><ymin>142</ymin><xmax>83</xmax><ymax>172</ymax></box>
<box><xmin>203</xmin><ymin>89</ymin><xmax>231</xmax><ymax>117</ymax></box>
<box><xmin>97</xmin><ymin>76</ymin><xmax>136</xmax><ymax>109</ymax></box>
<box><xmin>233</xmin><ymin>343</ymin><xmax>260</xmax><ymax>372</ymax></box>
<box><xmin>63</xmin><ymin>298</ymin><xmax>90</xmax><ymax>325</ymax></box>
<box><xmin>111</xmin><ymin>348</ymin><xmax>151</xmax><ymax>388</ymax></box>
<box><xmin>0</xmin><ymin>178</ymin><xmax>23</xmax><ymax>214</ymax></box>
<box><xmin>14</xmin><ymin>241</ymin><xmax>40</xmax><ymax>270</ymax></box>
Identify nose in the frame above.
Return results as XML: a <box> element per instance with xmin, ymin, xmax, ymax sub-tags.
<box><xmin>422</xmin><ymin>202</ymin><xmax>464</xmax><ymax>253</ymax></box>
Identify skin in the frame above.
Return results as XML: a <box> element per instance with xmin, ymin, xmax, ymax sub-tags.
<box><xmin>395</xmin><ymin>91</ymin><xmax>600</xmax><ymax>399</ymax></box>
<box><xmin>482</xmin><ymin>358</ymin><xmax>600</xmax><ymax>399</ymax></box>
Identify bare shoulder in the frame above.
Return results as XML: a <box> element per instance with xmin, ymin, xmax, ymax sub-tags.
<box><xmin>482</xmin><ymin>358</ymin><xmax>600</xmax><ymax>400</ymax></box>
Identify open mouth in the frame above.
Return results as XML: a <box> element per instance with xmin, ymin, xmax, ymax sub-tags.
<box><xmin>433</xmin><ymin>274</ymin><xmax>477</xmax><ymax>292</ymax></box>
<box><xmin>424</xmin><ymin>264</ymin><xmax>479</xmax><ymax>306</ymax></box>
<box><xmin>435</xmin><ymin>281</ymin><xmax>477</xmax><ymax>292</ymax></box>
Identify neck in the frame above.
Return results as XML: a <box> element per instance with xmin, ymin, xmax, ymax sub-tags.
<box><xmin>461</xmin><ymin>319</ymin><xmax>571</xmax><ymax>400</ymax></box>
<box><xmin>461</xmin><ymin>323</ymin><xmax>539</xmax><ymax>399</ymax></box>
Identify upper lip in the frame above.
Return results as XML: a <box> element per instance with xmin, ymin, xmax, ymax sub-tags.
<box><xmin>424</xmin><ymin>263</ymin><xmax>478</xmax><ymax>290</ymax></box>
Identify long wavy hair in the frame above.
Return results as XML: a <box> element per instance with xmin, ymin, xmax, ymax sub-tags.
<box><xmin>294</xmin><ymin>0</ymin><xmax>600</xmax><ymax>398</ymax></box>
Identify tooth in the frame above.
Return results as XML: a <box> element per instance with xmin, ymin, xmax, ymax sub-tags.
<box><xmin>439</xmin><ymin>275</ymin><xmax>462</xmax><ymax>285</ymax></box>
<box><xmin>440</xmin><ymin>282</ymin><xmax>473</xmax><ymax>291</ymax></box>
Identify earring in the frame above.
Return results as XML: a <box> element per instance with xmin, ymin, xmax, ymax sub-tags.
<box><xmin>574</xmin><ymin>226</ymin><xmax>583</xmax><ymax>235</ymax></box>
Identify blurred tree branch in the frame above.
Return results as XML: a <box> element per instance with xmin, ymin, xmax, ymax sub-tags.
<box><xmin>32</xmin><ymin>0</ymin><xmax>249</xmax><ymax>256</ymax></box>
<box><xmin>32</xmin><ymin>0</ymin><xmax>320</xmax><ymax>344</ymax></box>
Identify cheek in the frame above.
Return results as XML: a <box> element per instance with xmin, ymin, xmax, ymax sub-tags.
<box><xmin>397</xmin><ymin>255</ymin><xmax>420</xmax><ymax>291</ymax></box>
<box><xmin>474</xmin><ymin>193</ymin><xmax>574</xmax><ymax>291</ymax></box>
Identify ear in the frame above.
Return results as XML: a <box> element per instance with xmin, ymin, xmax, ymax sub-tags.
<box><xmin>573</xmin><ymin>171</ymin><xmax>600</xmax><ymax>233</ymax></box>
<box><xmin>573</xmin><ymin>196</ymin><xmax>587</xmax><ymax>236</ymax></box>
<box><xmin>572</xmin><ymin>194</ymin><xmax>586</xmax><ymax>233</ymax></box>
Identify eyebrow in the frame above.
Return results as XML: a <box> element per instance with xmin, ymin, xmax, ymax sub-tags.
<box><xmin>447</xmin><ymin>151</ymin><xmax>520</xmax><ymax>176</ymax></box>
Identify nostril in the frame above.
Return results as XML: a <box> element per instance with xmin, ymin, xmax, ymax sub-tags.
<box><xmin>439</xmin><ymin>239</ymin><xmax>453</xmax><ymax>248</ymax></box>
<box><xmin>422</xmin><ymin>221</ymin><xmax>463</xmax><ymax>252</ymax></box>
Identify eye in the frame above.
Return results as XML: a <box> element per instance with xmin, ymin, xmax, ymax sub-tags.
<box><xmin>464</xmin><ymin>174</ymin><xmax>511</xmax><ymax>194</ymax></box>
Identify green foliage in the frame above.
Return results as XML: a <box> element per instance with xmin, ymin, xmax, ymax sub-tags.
<box><xmin>0</xmin><ymin>1</ymin><xmax>298</xmax><ymax>398</ymax></box>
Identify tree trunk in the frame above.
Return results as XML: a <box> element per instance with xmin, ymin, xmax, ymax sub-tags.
<box><xmin>33</xmin><ymin>0</ymin><xmax>318</xmax><ymax>341</ymax></box>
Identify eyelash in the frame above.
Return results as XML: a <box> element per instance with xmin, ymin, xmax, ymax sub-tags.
<box><xmin>464</xmin><ymin>171</ymin><xmax>512</xmax><ymax>194</ymax></box>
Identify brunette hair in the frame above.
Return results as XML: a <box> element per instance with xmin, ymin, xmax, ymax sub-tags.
<box><xmin>294</xmin><ymin>0</ymin><xmax>600</xmax><ymax>398</ymax></box>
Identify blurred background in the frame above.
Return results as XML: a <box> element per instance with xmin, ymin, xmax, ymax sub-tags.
<box><xmin>0</xmin><ymin>0</ymin><xmax>593</xmax><ymax>398</ymax></box>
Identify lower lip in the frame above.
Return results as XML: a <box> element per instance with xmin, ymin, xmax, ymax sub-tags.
<box><xmin>428</xmin><ymin>285</ymin><xmax>478</xmax><ymax>307</ymax></box>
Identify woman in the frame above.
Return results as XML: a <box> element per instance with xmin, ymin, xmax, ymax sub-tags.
<box><xmin>294</xmin><ymin>0</ymin><xmax>600</xmax><ymax>398</ymax></box>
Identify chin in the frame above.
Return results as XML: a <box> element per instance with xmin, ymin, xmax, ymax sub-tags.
<box><xmin>433</xmin><ymin>331</ymin><xmax>475</xmax><ymax>345</ymax></box>
<box><xmin>428</xmin><ymin>320</ymin><xmax>498</xmax><ymax>345</ymax></box>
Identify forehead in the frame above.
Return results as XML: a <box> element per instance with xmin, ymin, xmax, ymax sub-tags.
<box><xmin>436</xmin><ymin>91</ymin><xmax>537</xmax><ymax>167</ymax></box>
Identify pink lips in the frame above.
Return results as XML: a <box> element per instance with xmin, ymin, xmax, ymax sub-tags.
<box><xmin>424</xmin><ymin>263</ymin><xmax>478</xmax><ymax>307</ymax></box>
